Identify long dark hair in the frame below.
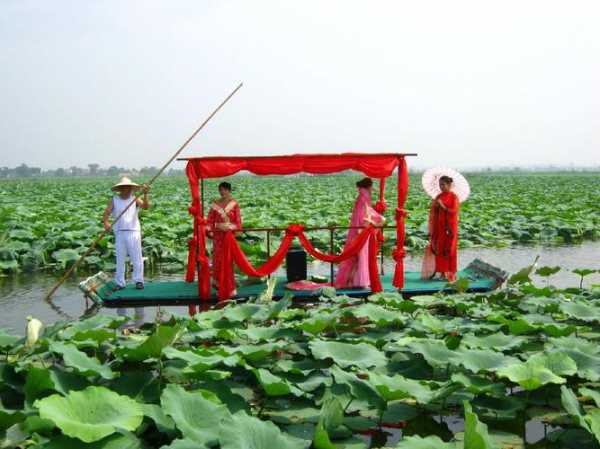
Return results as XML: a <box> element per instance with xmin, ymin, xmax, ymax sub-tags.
<box><xmin>356</xmin><ymin>177</ymin><xmax>373</xmax><ymax>189</ymax></box>
<box><xmin>218</xmin><ymin>182</ymin><xmax>232</xmax><ymax>192</ymax></box>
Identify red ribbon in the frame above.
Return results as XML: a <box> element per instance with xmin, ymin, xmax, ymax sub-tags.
<box><xmin>286</xmin><ymin>224</ymin><xmax>304</xmax><ymax>236</ymax></box>
<box><xmin>216</xmin><ymin>224</ymin><xmax>382</xmax><ymax>300</ymax></box>
<box><xmin>392</xmin><ymin>248</ymin><xmax>405</xmax><ymax>261</ymax></box>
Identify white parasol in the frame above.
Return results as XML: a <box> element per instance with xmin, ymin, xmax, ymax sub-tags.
<box><xmin>421</xmin><ymin>167</ymin><xmax>470</xmax><ymax>203</ymax></box>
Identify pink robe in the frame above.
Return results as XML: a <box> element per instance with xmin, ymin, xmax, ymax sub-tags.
<box><xmin>207</xmin><ymin>199</ymin><xmax>242</xmax><ymax>289</ymax></box>
<box><xmin>335</xmin><ymin>188</ymin><xmax>385</xmax><ymax>288</ymax></box>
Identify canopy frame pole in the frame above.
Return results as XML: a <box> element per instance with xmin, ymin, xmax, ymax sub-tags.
<box><xmin>201</xmin><ymin>178</ymin><xmax>206</xmax><ymax>217</ymax></box>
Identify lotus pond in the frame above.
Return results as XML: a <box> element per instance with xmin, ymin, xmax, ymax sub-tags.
<box><xmin>1</xmin><ymin>173</ymin><xmax>600</xmax><ymax>448</ymax></box>
<box><xmin>0</xmin><ymin>172</ymin><xmax>599</xmax><ymax>273</ymax></box>
<box><xmin>2</xmin><ymin>269</ymin><xmax>600</xmax><ymax>448</ymax></box>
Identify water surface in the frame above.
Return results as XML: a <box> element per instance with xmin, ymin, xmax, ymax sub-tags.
<box><xmin>1</xmin><ymin>242</ymin><xmax>598</xmax><ymax>334</ymax></box>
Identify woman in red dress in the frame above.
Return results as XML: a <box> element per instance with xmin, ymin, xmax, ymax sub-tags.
<box><xmin>421</xmin><ymin>176</ymin><xmax>459</xmax><ymax>281</ymax></box>
<box><xmin>207</xmin><ymin>182</ymin><xmax>242</xmax><ymax>294</ymax></box>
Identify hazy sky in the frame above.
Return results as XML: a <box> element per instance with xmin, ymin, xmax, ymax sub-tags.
<box><xmin>1</xmin><ymin>1</ymin><xmax>598</xmax><ymax>170</ymax></box>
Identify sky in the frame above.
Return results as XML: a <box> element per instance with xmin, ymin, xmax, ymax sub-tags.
<box><xmin>0</xmin><ymin>0</ymin><xmax>598</xmax><ymax>170</ymax></box>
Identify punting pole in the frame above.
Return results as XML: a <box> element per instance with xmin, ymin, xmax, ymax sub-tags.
<box><xmin>45</xmin><ymin>83</ymin><xmax>244</xmax><ymax>301</ymax></box>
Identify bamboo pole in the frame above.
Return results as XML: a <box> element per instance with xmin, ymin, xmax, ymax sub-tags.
<box><xmin>45</xmin><ymin>83</ymin><xmax>244</xmax><ymax>301</ymax></box>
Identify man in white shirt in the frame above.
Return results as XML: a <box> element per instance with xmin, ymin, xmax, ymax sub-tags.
<box><xmin>102</xmin><ymin>176</ymin><xmax>150</xmax><ymax>327</ymax></box>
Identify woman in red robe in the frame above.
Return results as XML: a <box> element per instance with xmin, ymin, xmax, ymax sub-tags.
<box><xmin>421</xmin><ymin>176</ymin><xmax>459</xmax><ymax>281</ymax></box>
<box><xmin>207</xmin><ymin>182</ymin><xmax>242</xmax><ymax>295</ymax></box>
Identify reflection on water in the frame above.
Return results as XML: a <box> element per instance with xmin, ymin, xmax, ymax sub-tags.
<box><xmin>0</xmin><ymin>272</ymin><xmax>190</xmax><ymax>333</ymax></box>
<box><xmin>0</xmin><ymin>242</ymin><xmax>599</xmax><ymax>333</ymax></box>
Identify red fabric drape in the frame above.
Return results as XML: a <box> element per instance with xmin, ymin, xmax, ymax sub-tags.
<box><xmin>216</xmin><ymin>224</ymin><xmax>381</xmax><ymax>300</ymax></box>
<box><xmin>187</xmin><ymin>154</ymin><xmax>401</xmax><ymax>179</ymax></box>
<box><xmin>184</xmin><ymin>155</ymin><xmax>410</xmax><ymax>301</ymax></box>
<box><xmin>185</xmin><ymin>163</ymin><xmax>210</xmax><ymax>314</ymax></box>
<box><xmin>219</xmin><ymin>228</ymin><xmax>296</xmax><ymax>295</ymax></box>
<box><xmin>297</xmin><ymin>225</ymin><xmax>372</xmax><ymax>263</ymax></box>
<box><xmin>393</xmin><ymin>158</ymin><xmax>409</xmax><ymax>288</ymax></box>
<box><xmin>374</xmin><ymin>178</ymin><xmax>387</xmax><ymax>214</ymax></box>
<box><xmin>185</xmin><ymin>239</ymin><xmax>196</xmax><ymax>282</ymax></box>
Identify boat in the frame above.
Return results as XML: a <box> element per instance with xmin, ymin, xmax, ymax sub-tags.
<box><xmin>79</xmin><ymin>258</ymin><xmax>507</xmax><ymax>308</ymax></box>
<box><xmin>79</xmin><ymin>153</ymin><xmax>508</xmax><ymax>311</ymax></box>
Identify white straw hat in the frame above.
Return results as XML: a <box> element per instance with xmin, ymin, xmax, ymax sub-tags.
<box><xmin>111</xmin><ymin>176</ymin><xmax>140</xmax><ymax>192</ymax></box>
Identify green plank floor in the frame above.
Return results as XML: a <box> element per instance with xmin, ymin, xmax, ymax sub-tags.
<box><xmin>97</xmin><ymin>269</ymin><xmax>496</xmax><ymax>307</ymax></box>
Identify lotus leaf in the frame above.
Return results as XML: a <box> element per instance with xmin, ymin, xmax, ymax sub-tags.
<box><xmin>579</xmin><ymin>387</ymin><xmax>600</xmax><ymax>408</ymax></box>
<box><xmin>0</xmin><ymin>330</ymin><xmax>19</xmax><ymax>347</ymax></box>
<box><xmin>330</xmin><ymin>366</ymin><xmax>385</xmax><ymax>410</ymax></box>
<box><xmin>460</xmin><ymin>332</ymin><xmax>525</xmax><ymax>351</ymax></box>
<box><xmin>313</xmin><ymin>393</ymin><xmax>344</xmax><ymax>449</ymax></box>
<box><xmin>394</xmin><ymin>435</ymin><xmax>459</xmax><ymax>448</ymax></box>
<box><xmin>368</xmin><ymin>372</ymin><xmax>433</xmax><ymax>403</ymax></box>
<box><xmin>161</xmin><ymin>384</ymin><xmax>229</xmax><ymax>446</ymax></box>
<box><xmin>253</xmin><ymin>368</ymin><xmax>303</xmax><ymax>397</ymax></box>
<box><xmin>408</xmin><ymin>339</ymin><xmax>456</xmax><ymax>366</ymax></box>
<box><xmin>497</xmin><ymin>357</ymin><xmax>567</xmax><ymax>390</ymax></box>
<box><xmin>49</xmin><ymin>341</ymin><xmax>115</xmax><ymax>379</ymax></box>
<box><xmin>560</xmin><ymin>301</ymin><xmax>600</xmax><ymax>322</ymax></box>
<box><xmin>121</xmin><ymin>325</ymin><xmax>182</xmax><ymax>361</ymax></box>
<box><xmin>35</xmin><ymin>386</ymin><xmax>143</xmax><ymax>443</ymax></box>
<box><xmin>220</xmin><ymin>411</ymin><xmax>307</xmax><ymax>449</ymax></box>
<box><xmin>463</xmin><ymin>400</ymin><xmax>497</xmax><ymax>449</ymax></box>
<box><xmin>454</xmin><ymin>348</ymin><xmax>518</xmax><ymax>373</ymax></box>
<box><xmin>310</xmin><ymin>340</ymin><xmax>386</xmax><ymax>369</ymax></box>
<box><xmin>39</xmin><ymin>433</ymin><xmax>142</xmax><ymax>449</ymax></box>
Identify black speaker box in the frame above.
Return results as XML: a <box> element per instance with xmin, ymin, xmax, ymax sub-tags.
<box><xmin>286</xmin><ymin>247</ymin><xmax>307</xmax><ymax>282</ymax></box>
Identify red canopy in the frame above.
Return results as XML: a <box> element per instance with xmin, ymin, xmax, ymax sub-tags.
<box><xmin>182</xmin><ymin>153</ymin><xmax>409</xmax><ymax>179</ymax></box>
<box><xmin>183</xmin><ymin>152</ymin><xmax>412</xmax><ymax>309</ymax></box>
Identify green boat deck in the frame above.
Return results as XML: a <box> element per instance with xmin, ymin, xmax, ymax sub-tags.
<box><xmin>80</xmin><ymin>260</ymin><xmax>506</xmax><ymax>308</ymax></box>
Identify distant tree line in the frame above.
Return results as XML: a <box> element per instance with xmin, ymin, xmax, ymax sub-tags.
<box><xmin>0</xmin><ymin>163</ymin><xmax>184</xmax><ymax>179</ymax></box>
<box><xmin>1</xmin><ymin>163</ymin><xmax>598</xmax><ymax>179</ymax></box>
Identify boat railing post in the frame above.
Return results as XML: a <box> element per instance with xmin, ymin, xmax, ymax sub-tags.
<box><xmin>266</xmin><ymin>230</ymin><xmax>271</xmax><ymax>279</ymax></box>
<box><xmin>329</xmin><ymin>227</ymin><xmax>335</xmax><ymax>284</ymax></box>
<box><xmin>381</xmin><ymin>229</ymin><xmax>385</xmax><ymax>276</ymax></box>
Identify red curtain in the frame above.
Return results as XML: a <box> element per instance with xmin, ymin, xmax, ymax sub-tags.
<box><xmin>393</xmin><ymin>158</ymin><xmax>409</xmax><ymax>287</ymax></box>
<box><xmin>216</xmin><ymin>224</ymin><xmax>381</xmax><ymax>300</ymax></box>
<box><xmin>184</xmin><ymin>154</ymin><xmax>409</xmax><ymax>304</ymax></box>
<box><xmin>184</xmin><ymin>163</ymin><xmax>210</xmax><ymax>315</ymax></box>
<box><xmin>297</xmin><ymin>226</ymin><xmax>371</xmax><ymax>262</ymax></box>
<box><xmin>187</xmin><ymin>154</ymin><xmax>401</xmax><ymax>179</ymax></box>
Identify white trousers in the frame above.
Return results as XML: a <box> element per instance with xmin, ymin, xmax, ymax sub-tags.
<box><xmin>115</xmin><ymin>231</ymin><xmax>145</xmax><ymax>325</ymax></box>
<box><xmin>115</xmin><ymin>231</ymin><xmax>144</xmax><ymax>286</ymax></box>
